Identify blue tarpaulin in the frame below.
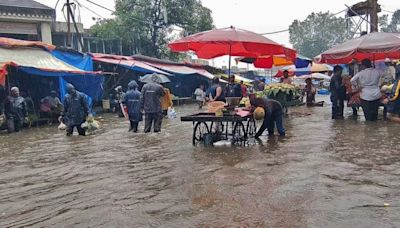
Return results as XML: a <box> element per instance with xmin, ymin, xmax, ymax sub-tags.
<box><xmin>52</xmin><ymin>50</ymin><xmax>94</xmax><ymax>71</ymax></box>
<box><xmin>17</xmin><ymin>66</ymin><xmax>103</xmax><ymax>108</ymax></box>
<box><xmin>50</xmin><ymin>50</ymin><xmax>104</xmax><ymax>106</ymax></box>
<box><xmin>295</xmin><ymin>54</ymin><xmax>312</xmax><ymax>68</ymax></box>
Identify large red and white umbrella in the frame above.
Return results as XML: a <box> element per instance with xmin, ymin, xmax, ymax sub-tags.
<box><xmin>320</xmin><ymin>32</ymin><xmax>400</xmax><ymax>64</ymax></box>
<box><xmin>169</xmin><ymin>26</ymin><xmax>296</xmax><ymax>74</ymax></box>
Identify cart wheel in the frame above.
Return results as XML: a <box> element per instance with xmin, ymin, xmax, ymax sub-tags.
<box><xmin>232</xmin><ymin>122</ymin><xmax>247</xmax><ymax>145</ymax></box>
<box><xmin>193</xmin><ymin>122</ymin><xmax>210</xmax><ymax>145</ymax></box>
<box><xmin>246</xmin><ymin>118</ymin><xmax>257</xmax><ymax>136</ymax></box>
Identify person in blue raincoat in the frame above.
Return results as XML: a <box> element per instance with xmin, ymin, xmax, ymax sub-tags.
<box><xmin>123</xmin><ymin>81</ymin><xmax>143</xmax><ymax>132</ymax></box>
<box><xmin>61</xmin><ymin>83</ymin><xmax>89</xmax><ymax>136</ymax></box>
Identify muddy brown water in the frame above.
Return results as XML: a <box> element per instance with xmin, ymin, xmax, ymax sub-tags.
<box><xmin>0</xmin><ymin>98</ymin><xmax>400</xmax><ymax>227</ymax></box>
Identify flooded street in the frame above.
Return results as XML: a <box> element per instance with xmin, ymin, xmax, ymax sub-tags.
<box><xmin>1</xmin><ymin>97</ymin><xmax>400</xmax><ymax>227</ymax></box>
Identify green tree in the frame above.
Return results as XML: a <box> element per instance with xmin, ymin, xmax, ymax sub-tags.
<box><xmin>289</xmin><ymin>12</ymin><xmax>351</xmax><ymax>58</ymax></box>
<box><xmin>91</xmin><ymin>19</ymin><xmax>122</xmax><ymax>40</ymax></box>
<box><xmin>90</xmin><ymin>0</ymin><xmax>214</xmax><ymax>59</ymax></box>
<box><xmin>380</xmin><ymin>10</ymin><xmax>400</xmax><ymax>32</ymax></box>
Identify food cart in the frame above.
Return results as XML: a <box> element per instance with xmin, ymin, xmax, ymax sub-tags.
<box><xmin>181</xmin><ymin>98</ymin><xmax>256</xmax><ymax>146</ymax></box>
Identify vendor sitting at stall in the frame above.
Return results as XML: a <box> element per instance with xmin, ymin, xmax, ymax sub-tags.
<box><xmin>281</xmin><ymin>70</ymin><xmax>293</xmax><ymax>84</ymax></box>
<box><xmin>382</xmin><ymin>62</ymin><xmax>400</xmax><ymax>123</ymax></box>
<box><xmin>40</xmin><ymin>91</ymin><xmax>63</xmax><ymax>113</ymax></box>
<box><xmin>250</xmin><ymin>95</ymin><xmax>285</xmax><ymax>138</ymax></box>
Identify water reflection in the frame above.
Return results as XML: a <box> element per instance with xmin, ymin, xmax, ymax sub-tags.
<box><xmin>0</xmin><ymin>101</ymin><xmax>399</xmax><ymax>227</ymax></box>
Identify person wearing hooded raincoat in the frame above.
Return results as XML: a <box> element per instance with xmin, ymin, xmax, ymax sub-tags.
<box><xmin>61</xmin><ymin>83</ymin><xmax>89</xmax><ymax>136</ymax></box>
<box><xmin>141</xmin><ymin>75</ymin><xmax>165</xmax><ymax>133</ymax></box>
<box><xmin>4</xmin><ymin>87</ymin><xmax>27</xmax><ymax>133</ymax></box>
<box><xmin>123</xmin><ymin>81</ymin><xmax>143</xmax><ymax>132</ymax></box>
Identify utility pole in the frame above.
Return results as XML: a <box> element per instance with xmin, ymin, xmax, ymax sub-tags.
<box><xmin>66</xmin><ymin>0</ymin><xmax>71</xmax><ymax>47</ymax></box>
<box><xmin>369</xmin><ymin>0</ymin><xmax>379</xmax><ymax>32</ymax></box>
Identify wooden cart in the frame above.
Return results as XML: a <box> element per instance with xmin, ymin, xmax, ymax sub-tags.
<box><xmin>181</xmin><ymin>112</ymin><xmax>256</xmax><ymax>145</ymax></box>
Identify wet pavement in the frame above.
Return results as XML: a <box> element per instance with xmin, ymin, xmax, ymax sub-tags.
<box><xmin>0</xmin><ymin>96</ymin><xmax>400</xmax><ymax>227</ymax></box>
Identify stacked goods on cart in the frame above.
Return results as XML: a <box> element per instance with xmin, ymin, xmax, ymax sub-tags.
<box><xmin>207</xmin><ymin>101</ymin><xmax>225</xmax><ymax>116</ymax></box>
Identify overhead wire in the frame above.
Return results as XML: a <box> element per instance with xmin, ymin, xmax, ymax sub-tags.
<box><xmin>75</xmin><ymin>0</ymin><xmax>107</xmax><ymax>20</ymax></box>
<box><xmin>259</xmin><ymin>9</ymin><xmax>347</xmax><ymax>35</ymax></box>
<box><xmin>77</xmin><ymin>1</ymin><xmax>350</xmax><ymax>37</ymax></box>
<box><xmin>82</xmin><ymin>0</ymin><xmax>168</xmax><ymax>28</ymax></box>
<box><xmin>55</xmin><ymin>0</ymin><xmax>61</xmax><ymax>9</ymax></box>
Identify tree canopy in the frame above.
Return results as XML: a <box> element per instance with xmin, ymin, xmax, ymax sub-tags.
<box><xmin>380</xmin><ymin>10</ymin><xmax>400</xmax><ymax>32</ymax></box>
<box><xmin>289</xmin><ymin>12</ymin><xmax>351</xmax><ymax>58</ymax></box>
<box><xmin>90</xmin><ymin>0</ymin><xmax>214</xmax><ymax>59</ymax></box>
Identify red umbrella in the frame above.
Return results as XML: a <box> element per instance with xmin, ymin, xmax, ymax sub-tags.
<box><xmin>169</xmin><ymin>26</ymin><xmax>296</xmax><ymax>74</ymax></box>
<box><xmin>320</xmin><ymin>32</ymin><xmax>400</xmax><ymax>64</ymax></box>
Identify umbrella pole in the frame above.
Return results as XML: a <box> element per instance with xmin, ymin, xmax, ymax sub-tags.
<box><xmin>228</xmin><ymin>43</ymin><xmax>232</xmax><ymax>76</ymax></box>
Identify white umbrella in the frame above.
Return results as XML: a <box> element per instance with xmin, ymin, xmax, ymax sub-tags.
<box><xmin>298</xmin><ymin>73</ymin><xmax>331</xmax><ymax>80</ymax></box>
<box><xmin>139</xmin><ymin>73</ymin><xmax>171</xmax><ymax>84</ymax></box>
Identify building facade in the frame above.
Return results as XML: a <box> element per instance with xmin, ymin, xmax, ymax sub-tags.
<box><xmin>0</xmin><ymin>0</ymin><xmax>54</xmax><ymax>44</ymax></box>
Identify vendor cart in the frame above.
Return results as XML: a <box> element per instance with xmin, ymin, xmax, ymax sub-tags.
<box><xmin>181</xmin><ymin>110</ymin><xmax>257</xmax><ymax>146</ymax></box>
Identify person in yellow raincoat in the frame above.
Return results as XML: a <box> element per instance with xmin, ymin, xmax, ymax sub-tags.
<box><xmin>161</xmin><ymin>86</ymin><xmax>173</xmax><ymax>116</ymax></box>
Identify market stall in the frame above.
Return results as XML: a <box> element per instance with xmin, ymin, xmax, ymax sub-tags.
<box><xmin>256</xmin><ymin>83</ymin><xmax>303</xmax><ymax>108</ymax></box>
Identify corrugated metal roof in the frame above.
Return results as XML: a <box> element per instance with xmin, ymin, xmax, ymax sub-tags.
<box><xmin>92</xmin><ymin>57</ymin><xmax>172</xmax><ymax>76</ymax></box>
<box><xmin>0</xmin><ymin>0</ymin><xmax>53</xmax><ymax>10</ymax></box>
<box><xmin>0</xmin><ymin>47</ymin><xmax>83</xmax><ymax>72</ymax></box>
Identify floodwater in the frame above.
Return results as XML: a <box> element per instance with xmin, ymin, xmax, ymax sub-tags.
<box><xmin>1</xmin><ymin>96</ymin><xmax>400</xmax><ymax>227</ymax></box>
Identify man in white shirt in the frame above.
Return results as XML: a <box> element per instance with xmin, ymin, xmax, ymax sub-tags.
<box><xmin>351</xmin><ymin>59</ymin><xmax>384</xmax><ymax>121</ymax></box>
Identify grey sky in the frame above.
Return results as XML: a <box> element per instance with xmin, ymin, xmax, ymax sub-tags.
<box><xmin>36</xmin><ymin>0</ymin><xmax>397</xmax><ymax>46</ymax></box>
<box><xmin>36</xmin><ymin>0</ymin><xmax>398</xmax><ymax>66</ymax></box>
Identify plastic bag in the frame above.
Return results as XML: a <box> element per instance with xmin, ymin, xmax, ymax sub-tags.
<box><xmin>167</xmin><ymin>107</ymin><xmax>177</xmax><ymax>119</ymax></box>
<box><xmin>58</xmin><ymin>122</ymin><xmax>67</xmax><ymax>130</ymax></box>
<box><xmin>81</xmin><ymin>120</ymin><xmax>100</xmax><ymax>131</ymax></box>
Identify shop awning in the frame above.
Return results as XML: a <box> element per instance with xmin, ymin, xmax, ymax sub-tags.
<box><xmin>91</xmin><ymin>53</ymin><xmax>171</xmax><ymax>76</ymax></box>
<box><xmin>143</xmin><ymin>61</ymin><xmax>216</xmax><ymax>80</ymax></box>
<box><xmin>0</xmin><ymin>47</ymin><xmax>103</xmax><ymax>102</ymax></box>
<box><xmin>0</xmin><ymin>47</ymin><xmax>90</xmax><ymax>73</ymax></box>
<box><xmin>217</xmin><ymin>73</ymin><xmax>253</xmax><ymax>86</ymax></box>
